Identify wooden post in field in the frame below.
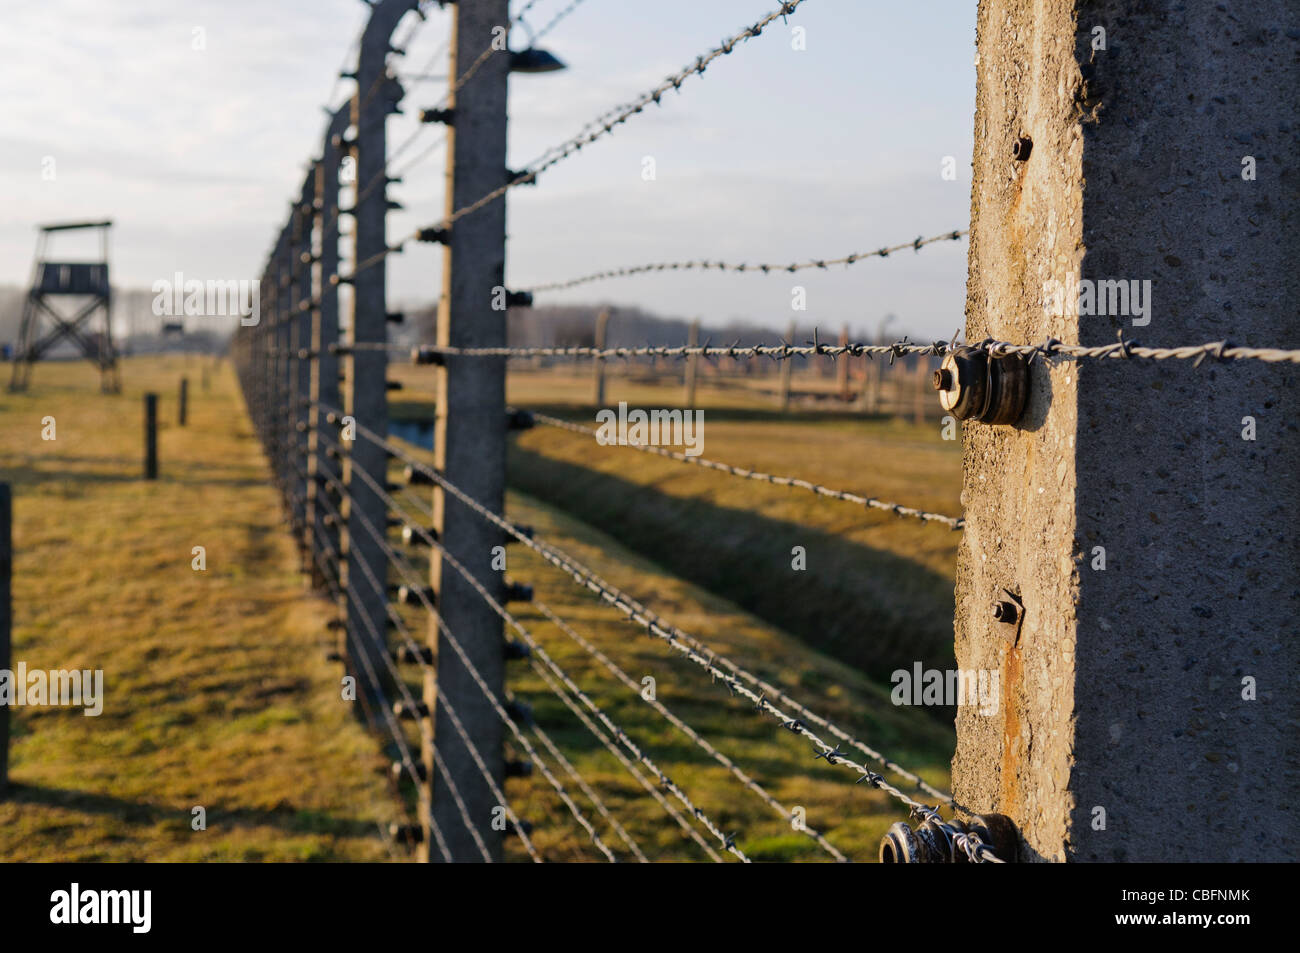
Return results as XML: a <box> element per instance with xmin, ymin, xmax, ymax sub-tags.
<box><xmin>143</xmin><ymin>393</ymin><xmax>158</xmax><ymax>479</ymax></box>
<box><xmin>955</xmin><ymin>0</ymin><xmax>1298</xmax><ymax>862</ymax></box>
<box><xmin>0</xmin><ymin>483</ymin><xmax>10</xmax><ymax>797</ymax></box>
<box><xmin>684</xmin><ymin>318</ymin><xmax>700</xmax><ymax>407</ymax></box>
<box><xmin>425</xmin><ymin>0</ymin><xmax>510</xmax><ymax>863</ymax></box>
<box><xmin>779</xmin><ymin>319</ymin><xmax>795</xmax><ymax>412</ymax></box>
<box><xmin>178</xmin><ymin>377</ymin><xmax>188</xmax><ymax>426</ymax></box>
<box><xmin>593</xmin><ymin>307</ymin><xmax>609</xmax><ymax>406</ymax></box>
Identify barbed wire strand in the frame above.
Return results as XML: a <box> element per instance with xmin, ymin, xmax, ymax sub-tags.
<box><xmin>309</xmin><ymin>523</ymin><xmax>451</xmax><ymax>862</ymax></box>
<box><xmin>436</xmin><ymin>0</ymin><xmax>812</xmax><ymax>231</ymax></box>
<box><xmin>338</xmin><ymin>415</ymin><xmax>959</xmax><ymax>809</ymax></box>
<box><xmin>518</xmin><ymin>230</ymin><xmax>968</xmax><ymax>293</ymax></box>
<box><xmin>514</xmin><ymin>646</ymin><xmax>726</xmax><ymax>861</ymax></box>
<box><xmin>529</xmin><ymin>0</ymin><xmax>591</xmax><ymax>43</ymax></box>
<box><xmin>334</xmin><ymin>530</ymin><xmax>498</xmax><ymax>864</ymax></box>
<box><xmin>429</xmin><ymin>743</ymin><xmax>493</xmax><ymax>861</ymax></box>
<box><xmin>326</xmin><ymin>457</ymin><xmax>617</xmax><ymax>861</ymax></box>
<box><xmin>532</xmin><ymin>600</ymin><xmax>847</xmax><ymax>861</ymax></box>
<box><xmin>338</xmin><ymin>0</ymin><xmax>552</xmax><ymax>236</ymax></box>
<box><xmin>390</xmin><ymin>477</ymin><xmax>725</xmax><ymax>861</ymax></box>
<box><xmin>317</xmin><ymin>470</ymin><xmax>538</xmax><ymax>861</ymax></box>
<box><xmin>529</xmin><ymin>411</ymin><xmax>965</xmax><ymax>530</ymax></box>
<box><xmin>378</xmin><ymin>332</ymin><xmax>1300</xmax><ymax>366</ymax></box>
<box><xmin>507</xmin><ymin>679</ymin><xmax>649</xmax><ymax>862</ymax></box>
<box><xmin>330</xmin><ymin>435</ymin><xmax>749</xmax><ymax>861</ymax></box>
<box><xmin>425</xmin><ymin>527</ymin><xmax>750</xmax><ymax>862</ymax></box>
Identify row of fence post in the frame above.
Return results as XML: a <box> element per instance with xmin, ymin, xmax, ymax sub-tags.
<box><xmin>231</xmin><ymin>0</ymin><xmax>512</xmax><ymax>862</ymax></box>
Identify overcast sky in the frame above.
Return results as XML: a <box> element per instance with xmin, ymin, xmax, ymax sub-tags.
<box><xmin>0</xmin><ymin>0</ymin><xmax>977</xmax><ymax>340</ymax></box>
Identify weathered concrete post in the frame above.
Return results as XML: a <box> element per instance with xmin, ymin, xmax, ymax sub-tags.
<box><xmin>424</xmin><ymin>0</ymin><xmax>511</xmax><ymax>863</ymax></box>
<box><xmin>954</xmin><ymin>0</ymin><xmax>1299</xmax><ymax>862</ymax></box>
<box><xmin>592</xmin><ymin>307</ymin><xmax>610</xmax><ymax>406</ymax></box>
<box><xmin>0</xmin><ymin>484</ymin><xmax>10</xmax><ymax>797</ymax></box>
<box><xmin>342</xmin><ymin>0</ymin><xmax>415</xmax><ymax>707</ymax></box>
<box><xmin>291</xmin><ymin>174</ymin><xmax>315</xmax><ymax>558</ymax></box>
<box><xmin>274</xmin><ymin>229</ymin><xmax>293</xmax><ymax>499</ymax></box>
<box><xmin>307</xmin><ymin>107</ymin><xmax>350</xmax><ymax>593</ymax></box>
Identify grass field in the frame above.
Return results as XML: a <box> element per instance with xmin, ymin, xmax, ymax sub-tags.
<box><xmin>391</xmin><ymin>365</ymin><xmax>965</xmax><ymax>690</ymax></box>
<box><xmin>0</xmin><ymin>356</ymin><xmax>395</xmax><ymax>861</ymax></box>
<box><xmin>1</xmin><ymin>355</ymin><xmax>961</xmax><ymax>863</ymax></box>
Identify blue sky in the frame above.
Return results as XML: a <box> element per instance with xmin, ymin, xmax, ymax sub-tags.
<box><xmin>0</xmin><ymin>0</ymin><xmax>977</xmax><ymax>339</ymax></box>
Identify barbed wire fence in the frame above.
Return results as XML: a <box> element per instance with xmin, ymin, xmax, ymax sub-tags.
<box><xmin>231</xmin><ymin>0</ymin><xmax>1300</xmax><ymax>863</ymax></box>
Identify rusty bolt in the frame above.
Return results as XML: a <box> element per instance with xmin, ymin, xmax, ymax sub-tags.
<box><xmin>991</xmin><ymin>600</ymin><xmax>1019</xmax><ymax>624</ymax></box>
<box><xmin>933</xmin><ymin>368</ymin><xmax>953</xmax><ymax>391</ymax></box>
<box><xmin>1011</xmin><ymin>136</ymin><xmax>1033</xmax><ymax>161</ymax></box>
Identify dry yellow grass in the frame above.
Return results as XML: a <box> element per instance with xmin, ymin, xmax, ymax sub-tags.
<box><xmin>391</xmin><ymin>365</ymin><xmax>964</xmax><ymax>686</ymax></box>
<box><xmin>382</xmin><ymin>363</ymin><xmax>963</xmax><ymax>861</ymax></box>
<box><xmin>0</xmin><ymin>356</ymin><xmax>396</xmax><ymax>861</ymax></box>
<box><xmin>0</xmin><ymin>355</ymin><xmax>960</xmax><ymax>863</ymax></box>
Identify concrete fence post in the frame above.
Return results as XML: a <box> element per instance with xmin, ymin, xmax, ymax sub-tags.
<box><xmin>337</xmin><ymin>0</ymin><xmax>417</xmax><ymax>755</ymax></box>
<box><xmin>291</xmin><ymin>175</ymin><xmax>315</xmax><ymax>559</ymax></box>
<box><xmin>0</xmin><ymin>484</ymin><xmax>10</xmax><ymax>798</ymax></box>
<box><xmin>424</xmin><ymin>0</ymin><xmax>511</xmax><ymax>863</ymax></box>
<box><xmin>954</xmin><ymin>0</ymin><xmax>1299</xmax><ymax>862</ymax></box>
<box><xmin>273</xmin><ymin>231</ymin><xmax>292</xmax><ymax>500</ymax></box>
<box><xmin>308</xmin><ymin>108</ymin><xmax>350</xmax><ymax>595</ymax></box>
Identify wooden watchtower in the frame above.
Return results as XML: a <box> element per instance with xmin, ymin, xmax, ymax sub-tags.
<box><xmin>8</xmin><ymin>220</ymin><xmax>120</xmax><ymax>393</ymax></box>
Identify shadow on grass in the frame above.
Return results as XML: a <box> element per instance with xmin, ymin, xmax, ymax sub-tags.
<box><xmin>4</xmin><ymin>782</ymin><xmax>378</xmax><ymax>840</ymax></box>
<box><xmin>0</xmin><ymin>455</ymin><xmax>266</xmax><ymax>489</ymax></box>
<box><xmin>506</xmin><ymin>444</ymin><xmax>957</xmax><ymax>711</ymax></box>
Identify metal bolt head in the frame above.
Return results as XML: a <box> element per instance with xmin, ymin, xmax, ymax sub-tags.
<box><xmin>1011</xmin><ymin>136</ymin><xmax>1033</xmax><ymax>161</ymax></box>
<box><xmin>991</xmin><ymin>600</ymin><xmax>1018</xmax><ymax>624</ymax></box>
<box><xmin>933</xmin><ymin>368</ymin><xmax>953</xmax><ymax>391</ymax></box>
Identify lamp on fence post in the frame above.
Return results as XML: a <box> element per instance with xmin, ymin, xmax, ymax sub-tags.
<box><xmin>424</xmin><ymin>0</ymin><xmax>512</xmax><ymax>864</ymax></box>
<box><xmin>508</xmin><ymin>18</ymin><xmax>568</xmax><ymax>75</ymax></box>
